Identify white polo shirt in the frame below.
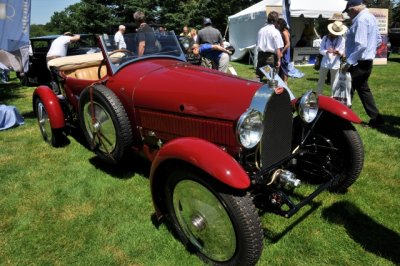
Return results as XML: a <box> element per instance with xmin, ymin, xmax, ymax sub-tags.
<box><xmin>257</xmin><ymin>24</ymin><xmax>284</xmax><ymax>53</ymax></box>
<box><xmin>47</xmin><ymin>36</ymin><xmax>71</xmax><ymax>57</ymax></box>
<box><xmin>114</xmin><ymin>31</ymin><xmax>126</xmax><ymax>49</ymax></box>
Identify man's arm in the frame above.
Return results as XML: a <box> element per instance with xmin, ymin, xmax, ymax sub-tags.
<box><xmin>70</xmin><ymin>35</ymin><xmax>80</xmax><ymax>42</ymax></box>
<box><xmin>138</xmin><ymin>41</ymin><xmax>145</xmax><ymax>56</ymax></box>
<box><xmin>275</xmin><ymin>48</ymin><xmax>282</xmax><ymax>68</ymax></box>
<box><xmin>211</xmin><ymin>44</ymin><xmax>232</xmax><ymax>54</ymax></box>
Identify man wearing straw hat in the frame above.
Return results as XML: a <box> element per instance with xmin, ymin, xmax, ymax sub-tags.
<box><xmin>342</xmin><ymin>0</ymin><xmax>384</xmax><ymax>127</ymax></box>
<box><xmin>316</xmin><ymin>21</ymin><xmax>347</xmax><ymax>95</ymax></box>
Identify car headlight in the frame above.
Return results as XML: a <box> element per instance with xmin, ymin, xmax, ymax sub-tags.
<box><xmin>236</xmin><ymin>109</ymin><xmax>263</xmax><ymax>149</ymax></box>
<box><xmin>298</xmin><ymin>90</ymin><xmax>319</xmax><ymax>123</ymax></box>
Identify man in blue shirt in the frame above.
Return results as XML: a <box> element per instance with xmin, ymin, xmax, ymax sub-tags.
<box><xmin>191</xmin><ymin>43</ymin><xmax>232</xmax><ymax>73</ymax></box>
<box><xmin>343</xmin><ymin>0</ymin><xmax>384</xmax><ymax>127</ymax></box>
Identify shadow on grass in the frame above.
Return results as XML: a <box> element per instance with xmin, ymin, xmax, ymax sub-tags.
<box><xmin>261</xmin><ymin>192</ymin><xmax>322</xmax><ymax>243</ymax></box>
<box><xmin>377</xmin><ymin>114</ymin><xmax>400</xmax><ymax>138</ymax></box>
<box><xmin>21</xmin><ymin>110</ymin><xmax>36</xmax><ymax>119</ymax></box>
<box><xmin>322</xmin><ymin>201</ymin><xmax>400</xmax><ymax>264</ymax></box>
<box><xmin>65</xmin><ymin>127</ymin><xmax>151</xmax><ymax>179</ymax></box>
<box><xmin>0</xmin><ymin>82</ymin><xmax>24</xmax><ymax>103</ymax></box>
<box><xmin>89</xmin><ymin>152</ymin><xmax>151</xmax><ymax>180</ymax></box>
<box><xmin>388</xmin><ymin>56</ymin><xmax>400</xmax><ymax>63</ymax></box>
<box><xmin>306</xmin><ymin>77</ymin><xmax>319</xmax><ymax>82</ymax></box>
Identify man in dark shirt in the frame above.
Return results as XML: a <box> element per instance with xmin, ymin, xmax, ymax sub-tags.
<box><xmin>196</xmin><ymin>17</ymin><xmax>223</xmax><ymax>45</ymax></box>
<box><xmin>133</xmin><ymin>11</ymin><xmax>158</xmax><ymax>56</ymax></box>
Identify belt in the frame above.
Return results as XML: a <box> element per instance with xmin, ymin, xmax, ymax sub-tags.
<box><xmin>259</xmin><ymin>50</ymin><xmax>275</xmax><ymax>54</ymax></box>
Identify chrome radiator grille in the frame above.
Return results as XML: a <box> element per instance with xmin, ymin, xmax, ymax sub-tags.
<box><xmin>259</xmin><ymin>89</ymin><xmax>293</xmax><ymax>168</ymax></box>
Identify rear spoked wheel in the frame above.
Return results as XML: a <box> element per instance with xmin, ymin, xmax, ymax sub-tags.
<box><xmin>35</xmin><ymin>98</ymin><xmax>66</xmax><ymax>147</ymax></box>
<box><xmin>79</xmin><ymin>84</ymin><xmax>132</xmax><ymax>163</ymax></box>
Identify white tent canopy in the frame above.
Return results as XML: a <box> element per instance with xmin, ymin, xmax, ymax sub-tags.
<box><xmin>228</xmin><ymin>0</ymin><xmax>348</xmax><ymax>61</ymax></box>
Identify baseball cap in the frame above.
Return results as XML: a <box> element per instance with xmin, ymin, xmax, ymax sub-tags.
<box><xmin>343</xmin><ymin>0</ymin><xmax>363</xmax><ymax>13</ymax></box>
<box><xmin>203</xmin><ymin>17</ymin><xmax>212</xmax><ymax>25</ymax></box>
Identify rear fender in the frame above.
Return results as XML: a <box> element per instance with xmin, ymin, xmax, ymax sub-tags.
<box><xmin>150</xmin><ymin>137</ymin><xmax>250</xmax><ymax>218</ymax></box>
<box><xmin>32</xmin><ymin>86</ymin><xmax>65</xmax><ymax>129</ymax></box>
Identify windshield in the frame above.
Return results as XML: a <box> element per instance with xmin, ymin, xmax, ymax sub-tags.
<box><xmin>100</xmin><ymin>31</ymin><xmax>186</xmax><ymax>74</ymax></box>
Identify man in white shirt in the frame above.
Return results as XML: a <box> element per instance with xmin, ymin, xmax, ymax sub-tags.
<box><xmin>46</xmin><ymin>32</ymin><xmax>80</xmax><ymax>62</ymax></box>
<box><xmin>256</xmin><ymin>11</ymin><xmax>284</xmax><ymax>81</ymax></box>
<box><xmin>343</xmin><ymin>0</ymin><xmax>384</xmax><ymax>127</ymax></box>
<box><xmin>114</xmin><ymin>25</ymin><xmax>127</xmax><ymax>49</ymax></box>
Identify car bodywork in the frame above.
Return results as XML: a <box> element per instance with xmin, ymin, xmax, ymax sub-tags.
<box><xmin>33</xmin><ymin>32</ymin><xmax>364</xmax><ymax>265</ymax></box>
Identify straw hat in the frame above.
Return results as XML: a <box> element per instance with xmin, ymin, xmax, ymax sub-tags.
<box><xmin>329</xmin><ymin>13</ymin><xmax>345</xmax><ymax>21</ymax></box>
<box><xmin>327</xmin><ymin>21</ymin><xmax>348</xmax><ymax>36</ymax></box>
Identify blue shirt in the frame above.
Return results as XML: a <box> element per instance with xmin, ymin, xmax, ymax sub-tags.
<box><xmin>199</xmin><ymin>43</ymin><xmax>222</xmax><ymax>62</ymax></box>
<box><xmin>345</xmin><ymin>9</ymin><xmax>382</xmax><ymax>65</ymax></box>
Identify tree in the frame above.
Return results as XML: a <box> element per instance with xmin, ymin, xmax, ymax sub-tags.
<box><xmin>37</xmin><ymin>0</ymin><xmax>400</xmax><ymax>35</ymax></box>
<box><xmin>46</xmin><ymin>0</ymin><xmax>119</xmax><ymax>34</ymax></box>
<box><xmin>41</xmin><ymin>0</ymin><xmax>259</xmax><ymax>36</ymax></box>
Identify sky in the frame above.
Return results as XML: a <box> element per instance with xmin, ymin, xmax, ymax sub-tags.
<box><xmin>31</xmin><ymin>0</ymin><xmax>80</xmax><ymax>25</ymax></box>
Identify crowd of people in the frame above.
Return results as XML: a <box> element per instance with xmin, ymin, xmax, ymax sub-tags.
<box><xmin>44</xmin><ymin>0</ymin><xmax>384</xmax><ymax>127</ymax></box>
<box><xmin>255</xmin><ymin>0</ymin><xmax>384</xmax><ymax>127</ymax></box>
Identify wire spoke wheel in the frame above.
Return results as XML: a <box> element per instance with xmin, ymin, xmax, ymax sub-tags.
<box><xmin>35</xmin><ymin>98</ymin><xmax>66</xmax><ymax>147</ymax></box>
<box><xmin>83</xmin><ymin>101</ymin><xmax>117</xmax><ymax>154</ymax></box>
<box><xmin>36</xmin><ymin>100</ymin><xmax>52</xmax><ymax>142</ymax></box>
<box><xmin>173</xmin><ymin>180</ymin><xmax>236</xmax><ymax>261</ymax></box>
<box><xmin>164</xmin><ymin>167</ymin><xmax>263</xmax><ymax>265</ymax></box>
<box><xmin>79</xmin><ymin>85</ymin><xmax>132</xmax><ymax>163</ymax></box>
<box><xmin>293</xmin><ymin>114</ymin><xmax>364</xmax><ymax>193</ymax></box>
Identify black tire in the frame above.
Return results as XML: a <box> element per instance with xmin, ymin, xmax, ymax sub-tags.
<box><xmin>164</xmin><ymin>167</ymin><xmax>263</xmax><ymax>265</ymax></box>
<box><xmin>79</xmin><ymin>84</ymin><xmax>132</xmax><ymax>163</ymax></box>
<box><xmin>34</xmin><ymin>98</ymin><xmax>66</xmax><ymax>147</ymax></box>
<box><xmin>293</xmin><ymin>114</ymin><xmax>364</xmax><ymax>193</ymax></box>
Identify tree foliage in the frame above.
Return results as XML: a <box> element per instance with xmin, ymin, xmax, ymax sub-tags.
<box><xmin>32</xmin><ymin>0</ymin><xmax>259</xmax><ymax>36</ymax></box>
<box><xmin>31</xmin><ymin>0</ymin><xmax>400</xmax><ymax>37</ymax></box>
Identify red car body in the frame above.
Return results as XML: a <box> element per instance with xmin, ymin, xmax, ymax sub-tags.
<box><xmin>33</xmin><ymin>32</ymin><xmax>364</xmax><ymax>266</ymax></box>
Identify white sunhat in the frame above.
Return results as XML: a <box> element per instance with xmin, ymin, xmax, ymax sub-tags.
<box><xmin>327</xmin><ymin>21</ymin><xmax>348</xmax><ymax>36</ymax></box>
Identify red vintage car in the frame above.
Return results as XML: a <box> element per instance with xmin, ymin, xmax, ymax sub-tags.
<box><xmin>33</xmin><ymin>32</ymin><xmax>364</xmax><ymax>265</ymax></box>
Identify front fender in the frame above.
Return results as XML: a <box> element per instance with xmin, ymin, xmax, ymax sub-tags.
<box><xmin>293</xmin><ymin>95</ymin><xmax>362</xmax><ymax>124</ymax></box>
<box><xmin>150</xmin><ymin>137</ymin><xmax>250</xmax><ymax>190</ymax></box>
<box><xmin>33</xmin><ymin>86</ymin><xmax>65</xmax><ymax>129</ymax></box>
<box><xmin>150</xmin><ymin>137</ymin><xmax>250</xmax><ymax>219</ymax></box>
<box><xmin>318</xmin><ymin>96</ymin><xmax>361</xmax><ymax>124</ymax></box>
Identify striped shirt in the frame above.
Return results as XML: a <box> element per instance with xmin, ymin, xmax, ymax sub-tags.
<box><xmin>345</xmin><ymin>9</ymin><xmax>382</xmax><ymax>65</ymax></box>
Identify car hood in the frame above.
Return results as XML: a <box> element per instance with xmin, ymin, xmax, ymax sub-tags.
<box><xmin>114</xmin><ymin>59</ymin><xmax>262</xmax><ymax>121</ymax></box>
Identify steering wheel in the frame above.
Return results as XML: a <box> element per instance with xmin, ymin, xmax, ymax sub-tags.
<box><xmin>97</xmin><ymin>49</ymin><xmax>135</xmax><ymax>79</ymax></box>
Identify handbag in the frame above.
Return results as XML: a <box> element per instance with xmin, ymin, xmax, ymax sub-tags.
<box><xmin>332</xmin><ymin>71</ymin><xmax>352</xmax><ymax>107</ymax></box>
<box><xmin>313</xmin><ymin>54</ymin><xmax>323</xmax><ymax>70</ymax></box>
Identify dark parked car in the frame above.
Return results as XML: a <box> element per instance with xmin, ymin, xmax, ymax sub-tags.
<box><xmin>389</xmin><ymin>26</ymin><xmax>400</xmax><ymax>55</ymax></box>
<box><xmin>25</xmin><ymin>34</ymin><xmax>99</xmax><ymax>86</ymax></box>
<box><xmin>33</xmin><ymin>32</ymin><xmax>364</xmax><ymax>265</ymax></box>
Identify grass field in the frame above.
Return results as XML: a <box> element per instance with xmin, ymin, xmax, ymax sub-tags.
<box><xmin>1</xmin><ymin>55</ymin><xmax>399</xmax><ymax>265</ymax></box>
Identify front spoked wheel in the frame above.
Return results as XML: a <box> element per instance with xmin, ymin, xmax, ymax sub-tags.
<box><xmin>294</xmin><ymin>114</ymin><xmax>364</xmax><ymax>193</ymax></box>
<box><xmin>164</xmin><ymin>167</ymin><xmax>263</xmax><ymax>265</ymax></box>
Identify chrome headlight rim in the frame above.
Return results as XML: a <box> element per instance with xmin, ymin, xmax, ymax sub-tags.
<box><xmin>236</xmin><ymin>109</ymin><xmax>264</xmax><ymax>149</ymax></box>
<box><xmin>298</xmin><ymin>90</ymin><xmax>319</xmax><ymax>123</ymax></box>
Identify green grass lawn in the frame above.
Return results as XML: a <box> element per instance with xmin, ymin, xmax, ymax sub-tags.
<box><xmin>1</xmin><ymin>55</ymin><xmax>399</xmax><ymax>265</ymax></box>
